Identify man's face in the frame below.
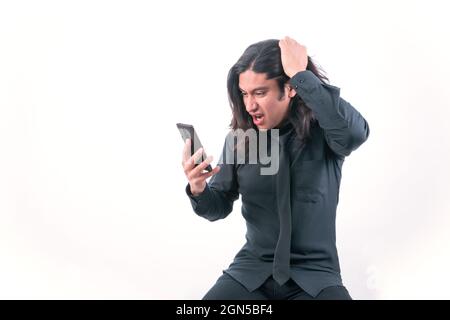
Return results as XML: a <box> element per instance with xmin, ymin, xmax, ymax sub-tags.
<box><xmin>239</xmin><ymin>70</ymin><xmax>296</xmax><ymax>130</ymax></box>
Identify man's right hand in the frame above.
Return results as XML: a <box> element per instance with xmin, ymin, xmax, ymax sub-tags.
<box><xmin>182</xmin><ymin>139</ymin><xmax>220</xmax><ymax>196</ymax></box>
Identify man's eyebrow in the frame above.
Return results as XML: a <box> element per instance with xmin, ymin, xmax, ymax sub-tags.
<box><xmin>239</xmin><ymin>86</ymin><xmax>270</xmax><ymax>93</ymax></box>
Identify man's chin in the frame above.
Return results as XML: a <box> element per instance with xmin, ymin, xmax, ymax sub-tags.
<box><xmin>256</xmin><ymin>122</ymin><xmax>271</xmax><ymax>130</ymax></box>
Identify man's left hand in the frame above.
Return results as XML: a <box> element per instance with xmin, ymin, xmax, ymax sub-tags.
<box><xmin>279</xmin><ymin>36</ymin><xmax>308</xmax><ymax>78</ymax></box>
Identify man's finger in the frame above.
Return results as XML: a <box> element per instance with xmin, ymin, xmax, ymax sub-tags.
<box><xmin>185</xmin><ymin>147</ymin><xmax>204</xmax><ymax>171</ymax></box>
<box><xmin>182</xmin><ymin>139</ymin><xmax>191</xmax><ymax>163</ymax></box>
<box><xmin>192</xmin><ymin>165</ymin><xmax>220</xmax><ymax>183</ymax></box>
<box><xmin>199</xmin><ymin>165</ymin><xmax>221</xmax><ymax>180</ymax></box>
<box><xmin>191</xmin><ymin>155</ymin><xmax>213</xmax><ymax>176</ymax></box>
<box><xmin>192</xmin><ymin>147</ymin><xmax>205</xmax><ymax>165</ymax></box>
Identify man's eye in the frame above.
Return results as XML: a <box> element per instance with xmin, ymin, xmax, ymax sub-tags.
<box><xmin>241</xmin><ymin>92</ymin><xmax>247</xmax><ymax>96</ymax></box>
<box><xmin>255</xmin><ymin>91</ymin><xmax>266</xmax><ymax>96</ymax></box>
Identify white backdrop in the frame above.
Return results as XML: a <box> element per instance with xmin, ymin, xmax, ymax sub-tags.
<box><xmin>1</xmin><ymin>0</ymin><xmax>449</xmax><ymax>299</ymax></box>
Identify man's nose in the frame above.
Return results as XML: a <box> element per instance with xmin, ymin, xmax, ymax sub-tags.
<box><xmin>245</xmin><ymin>95</ymin><xmax>257</xmax><ymax>112</ymax></box>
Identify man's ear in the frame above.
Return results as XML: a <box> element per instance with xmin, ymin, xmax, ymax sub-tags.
<box><xmin>286</xmin><ymin>85</ymin><xmax>297</xmax><ymax>98</ymax></box>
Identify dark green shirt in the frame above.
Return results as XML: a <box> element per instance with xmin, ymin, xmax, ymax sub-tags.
<box><xmin>186</xmin><ymin>70</ymin><xmax>370</xmax><ymax>297</ymax></box>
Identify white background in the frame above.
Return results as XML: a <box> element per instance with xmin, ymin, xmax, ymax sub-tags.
<box><xmin>1</xmin><ymin>0</ymin><xmax>449</xmax><ymax>299</ymax></box>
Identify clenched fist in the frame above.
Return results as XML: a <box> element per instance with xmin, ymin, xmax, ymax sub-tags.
<box><xmin>278</xmin><ymin>36</ymin><xmax>308</xmax><ymax>78</ymax></box>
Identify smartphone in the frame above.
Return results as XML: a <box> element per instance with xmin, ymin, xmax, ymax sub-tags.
<box><xmin>176</xmin><ymin>123</ymin><xmax>213</xmax><ymax>172</ymax></box>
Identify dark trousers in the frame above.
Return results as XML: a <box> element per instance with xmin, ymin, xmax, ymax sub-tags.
<box><xmin>203</xmin><ymin>273</ymin><xmax>352</xmax><ymax>300</ymax></box>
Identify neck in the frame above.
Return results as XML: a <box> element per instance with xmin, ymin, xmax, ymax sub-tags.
<box><xmin>277</xmin><ymin>120</ymin><xmax>293</xmax><ymax>136</ymax></box>
<box><xmin>275</xmin><ymin>119</ymin><xmax>289</xmax><ymax>128</ymax></box>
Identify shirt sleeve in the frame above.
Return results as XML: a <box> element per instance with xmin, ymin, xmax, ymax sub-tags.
<box><xmin>290</xmin><ymin>70</ymin><xmax>370</xmax><ymax>157</ymax></box>
<box><xmin>185</xmin><ymin>132</ymin><xmax>239</xmax><ymax>221</ymax></box>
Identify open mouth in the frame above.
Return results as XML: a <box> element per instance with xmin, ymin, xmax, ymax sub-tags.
<box><xmin>252</xmin><ymin>114</ymin><xmax>264</xmax><ymax>125</ymax></box>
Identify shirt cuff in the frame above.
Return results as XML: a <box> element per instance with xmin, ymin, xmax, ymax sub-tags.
<box><xmin>289</xmin><ymin>70</ymin><xmax>323</xmax><ymax>93</ymax></box>
<box><xmin>185</xmin><ymin>183</ymin><xmax>210</xmax><ymax>202</ymax></box>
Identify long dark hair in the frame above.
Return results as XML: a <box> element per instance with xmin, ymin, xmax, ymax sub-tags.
<box><xmin>227</xmin><ymin>39</ymin><xmax>329</xmax><ymax>144</ymax></box>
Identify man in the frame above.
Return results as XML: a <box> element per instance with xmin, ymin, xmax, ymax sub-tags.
<box><xmin>181</xmin><ymin>36</ymin><xmax>369</xmax><ymax>299</ymax></box>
